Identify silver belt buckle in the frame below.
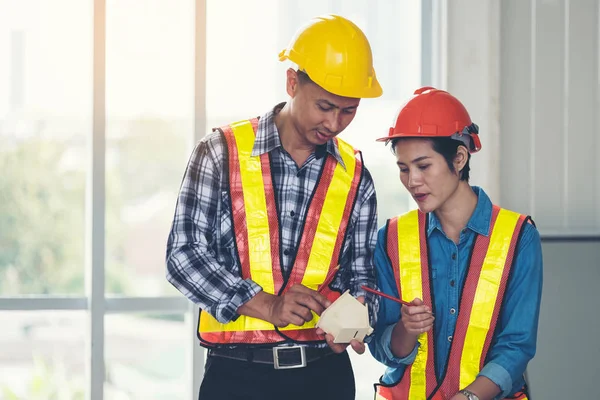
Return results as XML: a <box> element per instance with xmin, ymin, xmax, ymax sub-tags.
<box><xmin>272</xmin><ymin>345</ymin><xmax>307</xmax><ymax>370</ymax></box>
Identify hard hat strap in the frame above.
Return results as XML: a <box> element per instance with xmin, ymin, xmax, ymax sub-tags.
<box><xmin>449</xmin><ymin>123</ymin><xmax>479</xmax><ymax>151</ymax></box>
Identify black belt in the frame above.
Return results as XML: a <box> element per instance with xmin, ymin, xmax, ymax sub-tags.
<box><xmin>208</xmin><ymin>345</ymin><xmax>334</xmax><ymax>369</ymax></box>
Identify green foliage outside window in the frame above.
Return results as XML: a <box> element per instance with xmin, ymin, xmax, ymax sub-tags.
<box><xmin>0</xmin><ymin>117</ymin><xmax>187</xmax><ymax>296</ymax></box>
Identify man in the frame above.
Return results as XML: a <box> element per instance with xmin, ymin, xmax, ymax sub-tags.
<box><xmin>368</xmin><ymin>87</ymin><xmax>542</xmax><ymax>400</ymax></box>
<box><xmin>166</xmin><ymin>14</ymin><xmax>382</xmax><ymax>400</ymax></box>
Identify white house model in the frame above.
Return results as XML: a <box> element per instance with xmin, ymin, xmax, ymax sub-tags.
<box><xmin>316</xmin><ymin>290</ymin><xmax>373</xmax><ymax>343</ymax></box>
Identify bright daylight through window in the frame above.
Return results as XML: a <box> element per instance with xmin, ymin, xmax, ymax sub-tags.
<box><xmin>0</xmin><ymin>1</ymin><xmax>422</xmax><ymax>399</ymax></box>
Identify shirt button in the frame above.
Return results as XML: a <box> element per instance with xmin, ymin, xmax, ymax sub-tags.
<box><xmin>284</xmin><ymin>249</ymin><xmax>291</xmax><ymax>256</ymax></box>
<box><xmin>450</xmin><ymin>280</ymin><xmax>455</xmax><ymax>287</ymax></box>
<box><xmin>451</xmin><ymin>253</ymin><xmax>457</xmax><ymax>260</ymax></box>
<box><xmin>450</xmin><ymin>308</ymin><xmax>456</xmax><ymax>314</ymax></box>
<box><xmin>448</xmin><ymin>336</ymin><xmax>453</xmax><ymax>342</ymax></box>
<box><xmin>290</xmin><ymin>210</ymin><xmax>295</xmax><ymax>217</ymax></box>
<box><xmin>462</xmin><ymin>228</ymin><xmax>467</xmax><ymax>234</ymax></box>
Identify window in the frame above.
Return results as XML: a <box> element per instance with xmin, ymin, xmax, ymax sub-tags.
<box><xmin>0</xmin><ymin>1</ymin><xmax>195</xmax><ymax>398</ymax></box>
<box><xmin>105</xmin><ymin>0</ymin><xmax>194</xmax><ymax>297</ymax></box>
<box><xmin>0</xmin><ymin>0</ymin><xmax>91</xmax><ymax>296</ymax></box>
<box><xmin>0</xmin><ymin>311</ymin><xmax>86</xmax><ymax>398</ymax></box>
<box><xmin>104</xmin><ymin>313</ymin><xmax>187</xmax><ymax>399</ymax></box>
<box><xmin>0</xmin><ymin>1</ymin><xmax>424</xmax><ymax>398</ymax></box>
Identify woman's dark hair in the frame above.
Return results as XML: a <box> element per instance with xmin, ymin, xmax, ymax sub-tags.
<box><xmin>390</xmin><ymin>137</ymin><xmax>471</xmax><ymax>182</ymax></box>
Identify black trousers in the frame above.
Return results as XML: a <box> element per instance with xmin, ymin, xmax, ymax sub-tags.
<box><xmin>198</xmin><ymin>350</ymin><xmax>355</xmax><ymax>400</ymax></box>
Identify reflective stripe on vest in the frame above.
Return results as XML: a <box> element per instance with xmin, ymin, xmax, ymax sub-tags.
<box><xmin>393</xmin><ymin>210</ymin><xmax>437</xmax><ymax>399</ymax></box>
<box><xmin>198</xmin><ymin>119</ymin><xmax>363</xmax><ymax>345</ymax></box>
<box><xmin>375</xmin><ymin>206</ymin><xmax>528</xmax><ymax>400</ymax></box>
<box><xmin>459</xmin><ymin>208</ymin><xmax>522</xmax><ymax>388</ymax></box>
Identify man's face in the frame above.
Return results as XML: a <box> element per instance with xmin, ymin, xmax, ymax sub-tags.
<box><xmin>286</xmin><ymin>70</ymin><xmax>361</xmax><ymax>146</ymax></box>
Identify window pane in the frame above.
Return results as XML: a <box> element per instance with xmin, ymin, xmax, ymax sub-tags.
<box><xmin>105</xmin><ymin>313</ymin><xmax>188</xmax><ymax>400</ymax></box>
<box><xmin>0</xmin><ymin>311</ymin><xmax>86</xmax><ymax>399</ymax></box>
<box><xmin>206</xmin><ymin>1</ymin><xmax>421</xmax><ymax>396</ymax></box>
<box><xmin>206</xmin><ymin>0</ymin><xmax>420</xmax><ymax>224</ymax></box>
<box><xmin>0</xmin><ymin>0</ymin><xmax>91</xmax><ymax>295</ymax></box>
<box><xmin>105</xmin><ymin>0</ymin><xmax>194</xmax><ymax>296</ymax></box>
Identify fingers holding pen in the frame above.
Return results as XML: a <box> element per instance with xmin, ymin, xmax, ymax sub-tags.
<box><xmin>402</xmin><ymin>298</ymin><xmax>434</xmax><ymax>317</ymax></box>
<box><xmin>360</xmin><ymin>288</ymin><xmax>435</xmax><ymax>333</ymax></box>
<box><xmin>402</xmin><ymin>312</ymin><xmax>435</xmax><ymax>336</ymax></box>
<box><xmin>268</xmin><ymin>284</ymin><xmax>331</xmax><ymax>327</ymax></box>
<box><xmin>401</xmin><ymin>297</ymin><xmax>435</xmax><ymax>336</ymax></box>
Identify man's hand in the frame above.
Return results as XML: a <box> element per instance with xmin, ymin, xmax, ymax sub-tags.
<box><xmin>316</xmin><ymin>295</ymin><xmax>367</xmax><ymax>354</ymax></box>
<box><xmin>265</xmin><ymin>284</ymin><xmax>331</xmax><ymax>327</ymax></box>
<box><xmin>238</xmin><ymin>285</ymin><xmax>331</xmax><ymax>327</ymax></box>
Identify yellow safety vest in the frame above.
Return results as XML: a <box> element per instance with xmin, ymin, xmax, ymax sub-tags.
<box><xmin>198</xmin><ymin>118</ymin><xmax>363</xmax><ymax>346</ymax></box>
<box><xmin>375</xmin><ymin>206</ymin><xmax>530</xmax><ymax>400</ymax></box>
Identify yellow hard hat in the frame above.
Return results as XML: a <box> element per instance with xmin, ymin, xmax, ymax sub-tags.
<box><xmin>278</xmin><ymin>14</ymin><xmax>383</xmax><ymax>99</ymax></box>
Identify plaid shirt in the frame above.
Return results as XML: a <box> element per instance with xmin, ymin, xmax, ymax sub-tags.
<box><xmin>166</xmin><ymin>103</ymin><xmax>378</xmax><ymax>333</ymax></box>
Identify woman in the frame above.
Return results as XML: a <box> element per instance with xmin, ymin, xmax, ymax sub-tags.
<box><xmin>368</xmin><ymin>87</ymin><xmax>543</xmax><ymax>400</ymax></box>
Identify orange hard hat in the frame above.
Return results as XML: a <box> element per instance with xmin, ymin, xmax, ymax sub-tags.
<box><xmin>376</xmin><ymin>86</ymin><xmax>481</xmax><ymax>153</ymax></box>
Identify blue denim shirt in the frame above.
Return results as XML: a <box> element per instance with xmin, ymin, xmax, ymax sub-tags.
<box><xmin>368</xmin><ymin>187</ymin><xmax>543</xmax><ymax>398</ymax></box>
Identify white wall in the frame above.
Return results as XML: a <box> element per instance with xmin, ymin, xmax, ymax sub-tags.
<box><xmin>445</xmin><ymin>1</ymin><xmax>600</xmax><ymax>399</ymax></box>
<box><xmin>445</xmin><ymin>0</ymin><xmax>501</xmax><ymax>202</ymax></box>
<box><xmin>500</xmin><ymin>0</ymin><xmax>600</xmax><ymax>236</ymax></box>
<box><xmin>445</xmin><ymin>0</ymin><xmax>600</xmax><ymax>235</ymax></box>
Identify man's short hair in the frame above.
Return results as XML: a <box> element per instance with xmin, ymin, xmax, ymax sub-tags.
<box><xmin>296</xmin><ymin>69</ymin><xmax>315</xmax><ymax>85</ymax></box>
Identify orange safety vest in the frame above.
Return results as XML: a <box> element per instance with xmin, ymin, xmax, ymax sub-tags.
<box><xmin>198</xmin><ymin>118</ymin><xmax>363</xmax><ymax>346</ymax></box>
<box><xmin>375</xmin><ymin>206</ymin><xmax>530</xmax><ymax>400</ymax></box>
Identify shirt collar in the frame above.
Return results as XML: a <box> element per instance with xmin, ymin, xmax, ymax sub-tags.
<box><xmin>426</xmin><ymin>186</ymin><xmax>493</xmax><ymax>237</ymax></box>
<box><xmin>251</xmin><ymin>102</ymin><xmax>347</xmax><ymax>169</ymax></box>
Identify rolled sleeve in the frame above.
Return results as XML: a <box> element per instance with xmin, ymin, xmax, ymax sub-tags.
<box><xmin>479</xmin><ymin>362</ymin><xmax>513</xmax><ymax>399</ymax></box>
<box><xmin>380</xmin><ymin>323</ymin><xmax>419</xmax><ymax>366</ymax></box>
<box><xmin>215</xmin><ymin>279</ymin><xmax>264</xmax><ymax>323</ymax></box>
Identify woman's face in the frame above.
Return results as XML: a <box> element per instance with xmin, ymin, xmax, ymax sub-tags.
<box><xmin>394</xmin><ymin>138</ymin><xmax>462</xmax><ymax>213</ymax></box>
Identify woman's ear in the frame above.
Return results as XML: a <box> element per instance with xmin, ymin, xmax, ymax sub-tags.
<box><xmin>454</xmin><ymin>146</ymin><xmax>469</xmax><ymax>173</ymax></box>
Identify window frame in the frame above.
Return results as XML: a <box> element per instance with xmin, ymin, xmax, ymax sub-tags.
<box><xmin>0</xmin><ymin>1</ymin><xmax>438</xmax><ymax>398</ymax></box>
<box><xmin>0</xmin><ymin>1</ymin><xmax>206</xmax><ymax>399</ymax></box>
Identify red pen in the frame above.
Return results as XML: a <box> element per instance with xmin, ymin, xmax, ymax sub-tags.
<box><xmin>361</xmin><ymin>285</ymin><xmax>434</xmax><ymax>315</ymax></box>
<box><xmin>361</xmin><ymin>285</ymin><xmax>412</xmax><ymax>306</ymax></box>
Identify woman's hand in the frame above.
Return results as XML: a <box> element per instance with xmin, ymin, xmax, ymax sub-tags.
<box><xmin>400</xmin><ymin>297</ymin><xmax>434</xmax><ymax>336</ymax></box>
<box><xmin>390</xmin><ymin>297</ymin><xmax>434</xmax><ymax>358</ymax></box>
